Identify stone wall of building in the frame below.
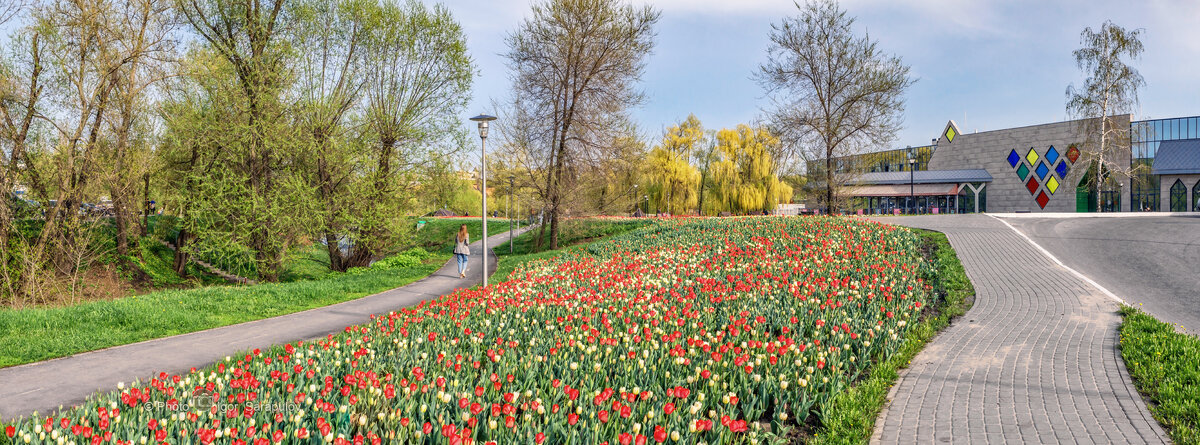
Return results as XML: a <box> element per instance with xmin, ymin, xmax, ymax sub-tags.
<box><xmin>927</xmin><ymin>116</ymin><xmax>1132</xmax><ymax>213</ymax></box>
<box><xmin>1159</xmin><ymin>174</ymin><xmax>1200</xmax><ymax>212</ymax></box>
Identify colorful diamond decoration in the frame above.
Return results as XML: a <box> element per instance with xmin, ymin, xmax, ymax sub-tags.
<box><xmin>1016</xmin><ymin>163</ymin><xmax>1030</xmax><ymax>180</ymax></box>
<box><xmin>1035</xmin><ymin>162</ymin><xmax>1049</xmax><ymax>180</ymax></box>
<box><xmin>1026</xmin><ymin>177</ymin><xmax>1040</xmax><ymax>195</ymax></box>
<box><xmin>1036</xmin><ymin>191</ymin><xmax>1050</xmax><ymax>209</ymax></box>
<box><xmin>1066</xmin><ymin>145</ymin><xmax>1080</xmax><ymax>163</ymax></box>
<box><xmin>1007</xmin><ymin>149</ymin><xmax>1021</xmax><ymax>168</ymax></box>
<box><xmin>946</xmin><ymin>126</ymin><xmax>957</xmax><ymax>143</ymax></box>
<box><xmin>1046</xmin><ymin>176</ymin><xmax>1059</xmax><ymax>194</ymax></box>
<box><xmin>1055</xmin><ymin>161</ymin><xmax>1069</xmax><ymax>179</ymax></box>
<box><xmin>1025</xmin><ymin>147</ymin><xmax>1039</xmax><ymax>165</ymax></box>
<box><xmin>1045</xmin><ymin>146</ymin><xmax>1060</xmax><ymax>165</ymax></box>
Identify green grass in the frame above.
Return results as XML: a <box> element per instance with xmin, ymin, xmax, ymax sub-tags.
<box><xmin>809</xmin><ymin>229</ymin><xmax>975</xmax><ymax>444</ymax></box>
<box><xmin>1119</xmin><ymin>306</ymin><xmax>1200</xmax><ymax>444</ymax></box>
<box><xmin>0</xmin><ymin>255</ymin><xmax>448</xmax><ymax>368</ymax></box>
<box><xmin>491</xmin><ymin>218</ymin><xmax>655</xmax><ymax>280</ymax></box>
<box><xmin>412</xmin><ymin>217</ymin><xmax>514</xmax><ymax>256</ymax></box>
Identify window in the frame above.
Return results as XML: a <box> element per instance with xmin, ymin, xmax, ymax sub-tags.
<box><xmin>1170</xmin><ymin>179</ymin><xmax>1187</xmax><ymax>212</ymax></box>
<box><xmin>1194</xmin><ymin>179</ymin><xmax>1200</xmax><ymax>212</ymax></box>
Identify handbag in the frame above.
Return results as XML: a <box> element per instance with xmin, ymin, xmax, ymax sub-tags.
<box><xmin>454</xmin><ymin>239</ymin><xmax>470</xmax><ymax>255</ymax></box>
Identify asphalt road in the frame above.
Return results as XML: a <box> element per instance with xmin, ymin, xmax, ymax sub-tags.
<box><xmin>1003</xmin><ymin>215</ymin><xmax>1200</xmax><ymax>334</ymax></box>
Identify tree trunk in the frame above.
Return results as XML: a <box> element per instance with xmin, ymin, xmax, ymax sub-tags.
<box><xmin>324</xmin><ymin>231</ymin><xmax>345</xmax><ymax>272</ymax></box>
<box><xmin>173</xmin><ymin>229</ymin><xmax>191</xmax><ymax>276</ymax></box>
<box><xmin>141</xmin><ymin>173</ymin><xmax>150</xmax><ymax>236</ymax></box>
<box><xmin>825</xmin><ymin>148</ymin><xmax>835</xmax><ymax>214</ymax></box>
<box><xmin>114</xmin><ymin>199</ymin><xmax>130</xmax><ymax>257</ymax></box>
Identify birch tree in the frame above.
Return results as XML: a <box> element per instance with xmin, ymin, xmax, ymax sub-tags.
<box><xmin>1065</xmin><ymin>21</ymin><xmax>1144</xmax><ymax>212</ymax></box>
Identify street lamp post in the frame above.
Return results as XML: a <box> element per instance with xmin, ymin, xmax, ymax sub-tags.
<box><xmin>907</xmin><ymin>146</ymin><xmax>916</xmax><ymax>214</ymax></box>
<box><xmin>470</xmin><ymin>114</ymin><xmax>497</xmax><ymax>286</ymax></box>
<box><xmin>509</xmin><ymin>176</ymin><xmax>515</xmax><ymax>254</ymax></box>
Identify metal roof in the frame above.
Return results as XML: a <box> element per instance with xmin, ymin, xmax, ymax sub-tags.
<box><xmin>1151</xmin><ymin>139</ymin><xmax>1200</xmax><ymax>175</ymax></box>
<box><xmin>854</xmin><ymin>169</ymin><xmax>993</xmax><ymax>185</ymax></box>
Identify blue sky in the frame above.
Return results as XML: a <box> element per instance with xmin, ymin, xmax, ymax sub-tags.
<box><xmin>446</xmin><ymin>0</ymin><xmax>1200</xmax><ymax>150</ymax></box>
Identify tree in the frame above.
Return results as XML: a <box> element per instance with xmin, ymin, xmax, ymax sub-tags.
<box><xmin>351</xmin><ymin>0</ymin><xmax>472</xmax><ymax>267</ymax></box>
<box><xmin>0</xmin><ymin>13</ymin><xmax>46</xmax><ymax>303</ymax></box>
<box><xmin>174</xmin><ymin>0</ymin><xmax>303</xmax><ymax>281</ymax></box>
<box><xmin>1065</xmin><ymin>21</ymin><xmax>1144</xmax><ymax>212</ymax></box>
<box><xmin>757</xmin><ymin>0</ymin><xmax>912</xmax><ymax>213</ymax></box>
<box><xmin>646</xmin><ymin>115</ymin><xmax>702</xmax><ymax>215</ymax></box>
<box><xmin>504</xmin><ymin>0</ymin><xmax>659</xmax><ymax>249</ymax></box>
<box><xmin>705</xmin><ymin>125</ymin><xmax>792</xmax><ymax>215</ymax></box>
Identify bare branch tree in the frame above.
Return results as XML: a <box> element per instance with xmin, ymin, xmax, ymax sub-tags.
<box><xmin>757</xmin><ymin>0</ymin><xmax>913</xmax><ymax>214</ymax></box>
<box><xmin>503</xmin><ymin>0</ymin><xmax>659</xmax><ymax>249</ymax></box>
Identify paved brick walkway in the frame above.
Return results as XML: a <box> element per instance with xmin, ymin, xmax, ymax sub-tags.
<box><xmin>869</xmin><ymin>215</ymin><xmax>1167</xmax><ymax>444</ymax></box>
<box><xmin>0</xmin><ymin>227</ymin><xmax>531</xmax><ymax>421</ymax></box>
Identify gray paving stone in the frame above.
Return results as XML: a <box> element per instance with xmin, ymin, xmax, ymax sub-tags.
<box><xmin>867</xmin><ymin>215</ymin><xmax>1168</xmax><ymax>444</ymax></box>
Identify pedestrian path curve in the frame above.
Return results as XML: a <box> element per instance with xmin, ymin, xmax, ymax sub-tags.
<box><xmin>869</xmin><ymin>215</ymin><xmax>1167</xmax><ymax>444</ymax></box>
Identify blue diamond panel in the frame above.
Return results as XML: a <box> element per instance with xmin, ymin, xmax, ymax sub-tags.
<box><xmin>1045</xmin><ymin>145</ymin><xmax>1060</xmax><ymax>165</ymax></box>
<box><xmin>1007</xmin><ymin>149</ymin><xmax>1021</xmax><ymax>168</ymax></box>
<box><xmin>1055</xmin><ymin>161</ymin><xmax>1069</xmax><ymax>179</ymax></box>
<box><xmin>1035</xmin><ymin>162</ymin><xmax>1049</xmax><ymax>180</ymax></box>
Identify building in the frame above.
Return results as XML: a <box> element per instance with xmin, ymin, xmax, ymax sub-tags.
<box><xmin>808</xmin><ymin>114</ymin><xmax>1200</xmax><ymax>213</ymax></box>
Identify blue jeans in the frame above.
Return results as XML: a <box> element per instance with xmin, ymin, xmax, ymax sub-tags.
<box><xmin>455</xmin><ymin>253</ymin><xmax>468</xmax><ymax>275</ymax></box>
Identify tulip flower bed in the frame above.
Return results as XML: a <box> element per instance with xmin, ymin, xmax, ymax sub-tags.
<box><xmin>1</xmin><ymin>217</ymin><xmax>933</xmax><ymax>445</ymax></box>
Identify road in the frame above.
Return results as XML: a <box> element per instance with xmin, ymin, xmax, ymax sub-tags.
<box><xmin>1003</xmin><ymin>215</ymin><xmax>1200</xmax><ymax>334</ymax></box>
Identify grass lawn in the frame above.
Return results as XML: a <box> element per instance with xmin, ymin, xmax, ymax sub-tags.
<box><xmin>810</xmin><ymin>229</ymin><xmax>975</xmax><ymax>444</ymax></box>
<box><xmin>279</xmin><ymin>217</ymin><xmax>514</xmax><ymax>282</ymax></box>
<box><xmin>0</xmin><ymin>256</ymin><xmax>446</xmax><ymax>368</ymax></box>
<box><xmin>1119</xmin><ymin>306</ymin><xmax>1200</xmax><ymax>444</ymax></box>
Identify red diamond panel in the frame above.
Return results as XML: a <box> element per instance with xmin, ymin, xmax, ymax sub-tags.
<box><xmin>1036</xmin><ymin>191</ymin><xmax>1050</xmax><ymax>209</ymax></box>
<box><xmin>1026</xmin><ymin>177</ymin><xmax>1040</xmax><ymax>195</ymax></box>
<box><xmin>1066</xmin><ymin>145</ymin><xmax>1080</xmax><ymax>163</ymax></box>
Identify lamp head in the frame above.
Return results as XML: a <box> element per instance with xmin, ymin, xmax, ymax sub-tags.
<box><xmin>469</xmin><ymin>114</ymin><xmax>497</xmax><ymax>139</ymax></box>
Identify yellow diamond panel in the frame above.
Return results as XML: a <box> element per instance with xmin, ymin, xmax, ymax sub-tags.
<box><xmin>1046</xmin><ymin>176</ymin><xmax>1059</xmax><ymax>194</ymax></box>
<box><xmin>1026</xmin><ymin>147</ymin><xmax>1039</xmax><ymax>165</ymax></box>
<box><xmin>946</xmin><ymin>126</ymin><xmax>956</xmax><ymax>142</ymax></box>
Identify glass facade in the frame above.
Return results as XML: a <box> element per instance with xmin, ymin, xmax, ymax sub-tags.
<box><xmin>857</xmin><ymin>194</ymin><xmax>960</xmax><ymax>215</ymax></box>
<box><xmin>1129</xmin><ymin>116</ymin><xmax>1200</xmax><ymax>211</ymax></box>
<box><xmin>806</xmin><ymin>145</ymin><xmax>935</xmax><ymax>177</ymax></box>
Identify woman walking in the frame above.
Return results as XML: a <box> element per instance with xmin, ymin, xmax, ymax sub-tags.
<box><xmin>454</xmin><ymin>225</ymin><xmax>470</xmax><ymax>278</ymax></box>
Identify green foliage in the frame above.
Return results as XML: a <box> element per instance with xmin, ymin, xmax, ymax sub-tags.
<box><xmin>346</xmin><ymin>247</ymin><xmax>432</xmax><ymax>274</ymax></box>
<box><xmin>704</xmin><ymin>125</ymin><xmax>793</xmax><ymax>214</ymax></box>
<box><xmin>1119</xmin><ymin>306</ymin><xmax>1200</xmax><ymax>444</ymax></box>
<box><xmin>810</xmin><ymin>229</ymin><xmax>974</xmax><ymax>444</ymax></box>
<box><xmin>646</xmin><ymin>115</ymin><xmax>703</xmax><ymax>214</ymax></box>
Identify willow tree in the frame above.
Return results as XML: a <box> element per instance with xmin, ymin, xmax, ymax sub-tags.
<box><xmin>757</xmin><ymin>0</ymin><xmax>912</xmax><ymax>213</ymax></box>
<box><xmin>290</xmin><ymin>0</ymin><xmax>373</xmax><ymax>272</ymax></box>
<box><xmin>705</xmin><ymin>125</ymin><xmax>792</xmax><ymax>215</ymax></box>
<box><xmin>174</xmin><ymin>0</ymin><xmax>306</xmax><ymax>281</ymax></box>
<box><xmin>646</xmin><ymin>115</ymin><xmax>702</xmax><ymax>215</ymax></box>
<box><xmin>351</xmin><ymin>0</ymin><xmax>473</xmax><ymax>267</ymax></box>
<box><xmin>1066</xmin><ymin>21</ymin><xmax>1144</xmax><ymax>212</ymax></box>
<box><xmin>504</xmin><ymin>0</ymin><xmax>659</xmax><ymax>250</ymax></box>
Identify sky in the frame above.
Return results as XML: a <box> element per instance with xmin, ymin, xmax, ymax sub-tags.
<box><xmin>445</xmin><ymin>0</ymin><xmax>1200</xmax><ymax>150</ymax></box>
